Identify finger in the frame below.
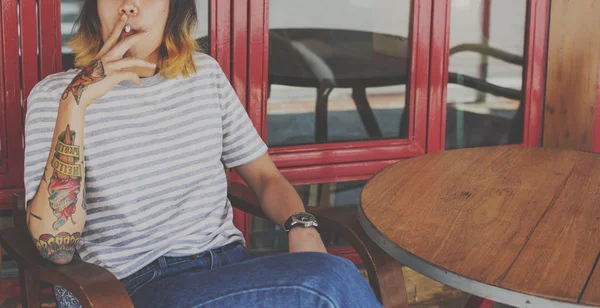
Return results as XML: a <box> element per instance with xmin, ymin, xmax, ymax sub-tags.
<box><xmin>103</xmin><ymin>31</ymin><xmax>150</xmax><ymax>61</ymax></box>
<box><xmin>96</xmin><ymin>14</ymin><xmax>128</xmax><ymax>59</ymax></box>
<box><xmin>118</xmin><ymin>72</ymin><xmax>142</xmax><ymax>87</ymax></box>
<box><xmin>105</xmin><ymin>58</ymin><xmax>156</xmax><ymax>72</ymax></box>
<box><xmin>104</xmin><ymin>72</ymin><xmax>142</xmax><ymax>88</ymax></box>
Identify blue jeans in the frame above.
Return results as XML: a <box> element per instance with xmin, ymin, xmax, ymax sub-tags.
<box><xmin>55</xmin><ymin>241</ymin><xmax>383</xmax><ymax>307</ymax></box>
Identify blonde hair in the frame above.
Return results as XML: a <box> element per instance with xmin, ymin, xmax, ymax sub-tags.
<box><xmin>69</xmin><ymin>0</ymin><xmax>199</xmax><ymax>79</ymax></box>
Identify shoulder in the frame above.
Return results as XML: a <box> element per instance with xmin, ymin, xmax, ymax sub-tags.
<box><xmin>26</xmin><ymin>70</ymin><xmax>79</xmax><ymax>118</ymax></box>
<box><xmin>191</xmin><ymin>52</ymin><xmax>227</xmax><ymax>80</ymax></box>
<box><xmin>31</xmin><ymin>69</ymin><xmax>79</xmax><ymax>94</ymax></box>
<box><xmin>192</xmin><ymin>52</ymin><xmax>221</xmax><ymax>70</ymax></box>
<box><xmin>183</xmin><ymin>52</ymin><xmax>229</xmax><ymax>90</ymax></box>
<box><xmin>28</xmin><ymin>70</ymin><xmax>79</xmax><ymax>104</ymax></box>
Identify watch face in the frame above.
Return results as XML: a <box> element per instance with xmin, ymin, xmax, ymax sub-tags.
<box><xmin>285</xmin><ymin>212</ymin><xmax>318</xmax><ymax>232</ymax></box>
<box><xmin>294</xmin><ymin>212</ymin><xmax>315</xmax><ymax>222</ymax></box>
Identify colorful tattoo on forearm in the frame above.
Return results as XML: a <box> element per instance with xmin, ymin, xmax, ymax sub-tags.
<box><xmin>61</xmin><ymin>59</ymin><xmax>106</xmax><ymax>105</ymax></box>
<box><xmin>35</xmin><ymin>232</ymin><xmax>80</xmax><ymax>263</ymax></box>
<box><xmin>48</xmin><ymin>125</ymin><xmax>82</xmax><ymax>230</ymax></box>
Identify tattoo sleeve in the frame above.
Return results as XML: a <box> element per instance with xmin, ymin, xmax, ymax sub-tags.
<box><xmin>61</xmin><ymin>59</ymin><xmax>106</xmax><ymax>105</ymax></box>
<box><xmin>34</xmin><ymin>232</ymin><xmax>81</xmax><ymax>263</ymax></box>
<box><xmin>28</xmin><ymin>67</ymin><xmax>90</xmax><ymax>264</ymax></box>
<box><xmin>48</xmin><ymin>125</ymin><xmax>82</xmax><ymax>230</ymax></box>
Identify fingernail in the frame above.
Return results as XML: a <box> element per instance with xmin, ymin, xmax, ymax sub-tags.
<box><xmin>121</xmin><ymin>14</ymin><xmax>127</xmax><ymax>21</ymax></box>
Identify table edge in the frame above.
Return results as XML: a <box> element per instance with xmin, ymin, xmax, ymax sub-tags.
<box><xmin>357</xmin><ymin>206</ymin><xmax>594</xmax><ymax>308</ymax></box>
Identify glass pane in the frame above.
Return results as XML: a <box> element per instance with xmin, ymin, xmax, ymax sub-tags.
<box><xmin>267</xmin><ymin>1</ymin><xmax>411</xmax><ymax>146</ymax></box>
<box><xmin>194</xmin><ymin>0</ymin><xmax>210</xmax><ymax>53</ymax></box>
<box><xmin>249</xmin><ymin>180</ymin><xmax>367</xmax><ymax>254</ymax></box>
<box><xmin>446</xmin><ymin>0</ymin><xmax>526</xmax><ymax>149</ymax></box>
<box><xmin>60</xmin><ymin>0</ymin><xmax>210</xmax><ymax>71</ymax></box>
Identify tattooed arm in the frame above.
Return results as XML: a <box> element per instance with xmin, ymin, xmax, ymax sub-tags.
<box><xmin>26</xmin><ymin>90</ymin><xmax>88</xmax><ymax>264</ymax></box>
<box><xmin>26</xmin><ymin>15</ymin><xmax>155</xmax><ymax>264</ymax></box>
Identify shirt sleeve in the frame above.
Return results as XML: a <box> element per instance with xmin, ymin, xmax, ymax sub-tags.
<box><xmin>23</xmin><ymin>82</ymin><xmax>61</xmax><ymax>206</ymax></box>
<box><xmin>216</xmin><ymin>64</ymin><xmax>268</xmax><ymax>168</ymax></box>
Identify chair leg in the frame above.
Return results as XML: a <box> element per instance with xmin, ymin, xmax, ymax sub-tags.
<box><xmin>351</xmin><ymin>87</ymin><xmax>383</xmax><ymax>139</ymax></box>
<box><xmin>0</xmin><ymin>245</ymin><xmax>7</xmax><ymax>306</ymax></box>
<box><xmin>19</xmin><ymin>268</ymin><xmax>41</xmax><ymax>308</ymax></box>
<box><xmin>464</xmin><ymin>295</ymin><xmax>494</xmax><ymax>308</ymax></box>
<box><xmin>398</xmin><ymin>103</ymin><xmax>409</xmax><ymax>138</ymax></box>
<box><xmin>373</xmin><ymin>255</ymin><xmax>408</xmax><ymax>308</ymax></box>
<box><xmin>315</xmin><ymin>87</ymin><xmax>333</xmax><ymax>143</ymax></box>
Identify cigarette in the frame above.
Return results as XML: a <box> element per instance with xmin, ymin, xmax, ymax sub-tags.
<box><xmin>125</xmin><ymin>23</ymin><xmax>131</xmax><ymax>33</ymax></box>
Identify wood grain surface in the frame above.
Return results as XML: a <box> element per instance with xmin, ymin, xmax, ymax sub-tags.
<box><xmin>360</xmin><ymin>146</ymin><xmax>600</xmax><ymax>306</ymax></box>
<box><xmin>581</xmin><ymin>260</ymin><xmax>600</xmax><ymax>306</ymax></box>
<box><xmin>543</xmin><ymin>0</ymin><xmax>600</xmax><ymax>151</ymax></box>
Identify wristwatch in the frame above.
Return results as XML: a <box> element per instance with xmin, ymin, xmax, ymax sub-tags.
<box><xmin>283</xmin><ymin>212</ymin><xmax>319</xmax><ymax>233</ymax></box>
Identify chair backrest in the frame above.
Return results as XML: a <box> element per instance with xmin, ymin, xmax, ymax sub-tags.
<box><xmin>11</xmin><ymin>193</ymin><xmax>28</xmax><ymax>235</ymax></box>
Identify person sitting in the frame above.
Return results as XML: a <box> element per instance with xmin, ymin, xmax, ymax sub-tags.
<box><xmin>23</xmin><ymin>0</ymin><xmax>382</xmax><ymax>307</ymax></box>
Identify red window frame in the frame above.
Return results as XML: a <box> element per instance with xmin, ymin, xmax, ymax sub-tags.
<box><xmin>427</xmin><ymin>0</ymin><xmax>551</xmax><ymax>153</ymax></box>
<box><xmin>0</xmin><ymin>1</ymin><xmax>25</xmax><ymax>205</ymax></box>
<box><xmin>246</xmin><ymin>0</ymin><xmax>432</xmax><ymax>171</ymax></box>
<box><xmin>235</xmin><ymin>0</ymin><xmax>434</xmax><ymax>252</ymax></box>
<box><xmin>235</xmin><ymin>0</ymin><xmax>551</xmax><ymax>251</ymax></box>
<box><xmin>0</xmin><ymin>0</ymin><xmax>62</xmax><ymax>207</ymax></box>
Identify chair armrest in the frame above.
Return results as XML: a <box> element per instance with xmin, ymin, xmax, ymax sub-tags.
<box><xmin>0</xmin><ymin>225</ymin><xmax>133</xmax><ymax>308</ymax></box>
<box><xmin>227</xmin><ymin>182</ymin><xmax>269</xmax><ymax>220</ymax></box>
<box><xmin>227</xmin><ymin>184</ymin><xmax>408</xmax><ymax>308</ymax></box>
<box><xmin>447</xmin><ymin>73</ymin><xmax>523</xmax><ymax>100</ymax></box>
<box><xmin>11</xmin><ymin>193</ymin><xmax>27</xmax><ymax>235</ymax></box>
<box><xmin>449</xmin><ymin>43</ymin><xmax>523</xmax><ymax>65</ymax></box>
<box><xmin>310</xmin><ymin>207</ymin><xmax>408</xmax><ymax>308</ymax></box>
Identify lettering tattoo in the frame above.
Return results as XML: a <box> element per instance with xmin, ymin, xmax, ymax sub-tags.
<box><xmin>61</xmin><ymin>59</ymin><xmax>106</xmax><ymax>105</ymax></box>
<box><xmin>48</xmin><ymin>125</ymin><xmax>82</xmax><ymax>230</ymax></box>
<box><xmin>35</xmin><ymin>232</ymin><xmax>80</xmax><ymax>263</ymax></box>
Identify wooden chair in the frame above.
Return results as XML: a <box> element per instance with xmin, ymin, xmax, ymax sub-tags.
<box><xmin>0</xmin><ymin>182</ymin><xmax>408</xmax><ymax>308</ymax></box>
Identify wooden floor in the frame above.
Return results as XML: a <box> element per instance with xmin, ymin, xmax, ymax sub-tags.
<box><xmin>401</xmin><ymin>267</ymin><xmax>471</xmax><ymax>307</ymax></box>
<box><xmin>357</xmin><ymin>265</ymin><xmax>475</xmax><ymax>307</ymax></box>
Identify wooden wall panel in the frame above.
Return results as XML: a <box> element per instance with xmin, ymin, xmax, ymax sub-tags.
<box><xmin>543</xmin><ymin>0</ymin><xmax>600</xmax><ymax>151</ymax></box>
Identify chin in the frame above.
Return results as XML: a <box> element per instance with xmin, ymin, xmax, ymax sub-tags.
<box><xmin>126</xmin><ymin>48</ymin><xmax>152</xmax><ymax>60</ymax></box>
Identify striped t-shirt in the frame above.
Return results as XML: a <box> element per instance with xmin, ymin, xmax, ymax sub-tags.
<box><xmin>24</xmin><ymin>53</ymin><xmax>268</xmax><ymax>279</ymax></box>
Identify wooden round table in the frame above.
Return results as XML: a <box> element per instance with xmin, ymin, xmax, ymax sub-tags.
<box><xmin>359</xmin><ymin>147</ymin><xmax>600</xmax><ymax>308</ymax></box>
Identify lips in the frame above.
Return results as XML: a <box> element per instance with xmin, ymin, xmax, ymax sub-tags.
<box><xmin>120</xmin><ymin>28</ymin><xmax>137</xmax><ymax>38</ymax></box>
<box><xmin>120</xmin><ymin>22</ymin><xmax>140</xmax><ymax>38</ymax></box>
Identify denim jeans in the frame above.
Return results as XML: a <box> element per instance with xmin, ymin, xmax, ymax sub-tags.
<box><xmin>55</xmin><ymin>241</ymin><xmax>383</xmax><ymax>308</ymax></box>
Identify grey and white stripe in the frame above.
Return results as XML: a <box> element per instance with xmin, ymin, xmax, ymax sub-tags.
<box><xmin>24</xmin><ymin>53</ymin><xmax>268</xmax><ymax>279</ymax></box>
